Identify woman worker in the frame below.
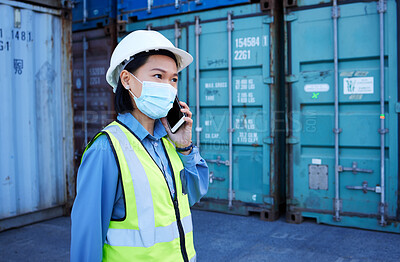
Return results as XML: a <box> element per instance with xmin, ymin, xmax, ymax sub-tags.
<box><xmin>70</xmin><ymin>30</ymin><xmax>209</xmax><ymax>262</ymax></box>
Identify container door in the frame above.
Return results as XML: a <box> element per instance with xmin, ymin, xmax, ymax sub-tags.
<box><xmin>0</xmin><ymin>1</ymin><xmax>73</xmax><ymax>229</ymax></box>
<box><xmin>190</xmin><ymin>13</ymin><xmax>273</xmax><ymax>215</ymax></box>
<box><xmin>287</xmin><ymin>0</ymin><xmax>399</xmax><ymax>232</ymax></box>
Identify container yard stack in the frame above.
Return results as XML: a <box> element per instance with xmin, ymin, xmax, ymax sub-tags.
<box><xmin>0</xmin><ymin>0</ymin><xmax>74</xmax><ymax>231</ymax></box>
<box><xmin>71</xmin><ymin>1</ymin><xmax>118</xmax><ymax>174</ymax></box>
<box><xmin>122</xmin><ymin>0</ymin><xmax>286</xmax><ymax>220</ymax></box>
<box><xmin>284</xmin><ymin>0</ymin><xmax>400</xmax><ymax>233</ymax></box>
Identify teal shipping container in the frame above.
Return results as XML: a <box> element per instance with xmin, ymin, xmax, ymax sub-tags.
<box><xmin>124</xmin><ymin>2</ymin><xmax>285</xmax><ymax>220</ymax></box>
<box><xmin>285</xmin><ymin>0</ymin><xmax>400</xmax><ymax>233</ymax></box>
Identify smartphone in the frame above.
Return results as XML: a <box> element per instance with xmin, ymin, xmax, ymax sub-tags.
<box><xmin>167</xmin><ymin>96</ymin><xmax>186</xmax><ymax>133</ymax></box>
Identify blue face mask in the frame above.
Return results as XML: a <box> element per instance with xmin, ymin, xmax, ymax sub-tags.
<box><xmin>128</xmin><ymin>73</ymin><xmax>177</xmax><ymax>119</ymax></box>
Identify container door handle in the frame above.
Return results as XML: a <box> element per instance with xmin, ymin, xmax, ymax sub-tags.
<box><xmin>338</xmin><ymin>162</ymin><xmax>373</xmax><ymax>174</ymax></box>
<box><xmin>209</xmin><ymin>172</ymin><xmax>225</xmax><ymax>184</ymax></box>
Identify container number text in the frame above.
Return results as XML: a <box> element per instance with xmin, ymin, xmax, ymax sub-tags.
<box><xmin>235</xmin><ymin>37</ymin><xmax>260</xmax><ymax>48</ymax></box>
<box><xmin>234</xmin><ymin>50</ymin><xmax>250</xmax><ymax>60</ymax></box>
<box><xmin>11</xmin><ymin>30</ymin><xmax>33</xmax><ymax>42</ymax></box>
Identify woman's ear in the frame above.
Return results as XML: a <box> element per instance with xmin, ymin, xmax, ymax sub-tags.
<box><xmin>120</xmin><ymin>70</ymin><xmax>131</xmax><ymax>89</ymax></box>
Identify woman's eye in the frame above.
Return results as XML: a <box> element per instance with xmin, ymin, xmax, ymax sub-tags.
<box><xmin>171</xmin><ymin>78</ymin><xmax>178</xmax><ymax>83</ymax></box>
<box><xmin>154</xmin><ymin>74</ymin><xmax>162</xmax><ymax>79</ymax></box>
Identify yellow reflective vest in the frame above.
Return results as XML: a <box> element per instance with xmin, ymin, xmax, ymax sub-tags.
<box><xmin>84</xmin><ymin>120</ymin><xmax>196</xmax><ymax>262</ymax></box>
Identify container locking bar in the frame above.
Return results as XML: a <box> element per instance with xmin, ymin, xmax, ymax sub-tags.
<box><xmin>332</xmin><ymin>0</ymin><xmax>341</xmax><ymax>222</ymax></box>
<box><xmin>338</xmin><ymin>162</ymin><xmax>373</xmax><ymax>174</ymax></box>
<box><xmin>147</xmin><ymin>0</ymin><xmax>153</xmax><ymax>14</ymax></box>
<box><xmin>209</xmin><ymin>172</ymin><xmax>225</xmax><ymax>184</ymax></box>
<box><xmin>195</xmin><ymin>16</ymin><xmax>201</xmax><ymax>148</ymax></box>
<box><xmin>346</xmin><ymin>181</ymin><xmax>382</xmax><ymax>194</ymax></box>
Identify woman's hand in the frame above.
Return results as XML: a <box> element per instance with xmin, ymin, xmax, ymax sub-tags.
<box><xmin>161</xmin><ymin>101</ymin><xmax>193</xmax><ymax>155</ymax></box>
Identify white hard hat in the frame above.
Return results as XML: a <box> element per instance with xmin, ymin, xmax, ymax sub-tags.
<box><xmin>106</xmin><ymin>30</ymin><xmax>193</xmax><ymax>92</ymax></box>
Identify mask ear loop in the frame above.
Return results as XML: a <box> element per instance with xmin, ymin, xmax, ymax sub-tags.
<box><xmin>125</xmin><ymin>72</ymin><xmax>143</xmax><ymax>98</ymax></box>
<box><xmin>125</xmin><ymin>86</ymin><xmax>138</xmax><ymax>99</ymax></box>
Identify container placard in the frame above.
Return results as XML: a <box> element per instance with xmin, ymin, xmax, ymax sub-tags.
<box><xmin>343</xmin><ymin>77</ymin><xmax>374</xmax><ymax>94</ymax></box>
<box><xmin>304</xmin><ymin>84</ymin><xmax>329</xmax><ymax>93</ymax></box>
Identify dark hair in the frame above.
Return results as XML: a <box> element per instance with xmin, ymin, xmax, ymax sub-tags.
<box><xmin>114</xmin><ymin>49</ymin><xmax>178</xmax><ymax>114</ymax></box>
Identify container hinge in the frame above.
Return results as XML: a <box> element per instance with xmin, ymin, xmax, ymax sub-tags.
<box><xmin>346</xmin><ymin>181</ymin><xmax>381</xmax><ymax>194</ymax></box>
<box><xmin>263</xmin><ymin>16</ymin><xmax>274</xmax><ymax>24</ymax></box>
<box><xmin>260</xmin><ymin>0</ymin><xmax>274</xmax><ymax>11</ymax></box>
<box><xmin>286</xmin><ymin>136</ymin><xmax>299</xmax><ymax>144</ymax></box>
<box><xmin>378</xmin><ymin>128</ymin><xmax>389</xmax><ymax>134</ymax></box>
<box><xmin>263</xmin><ymin>77</ymin><xmax>274</xmax><ymax>84</ymax></box>
<box><xmin>395</xmin><ymin>102</ymin><xmax>400</xmax><ymax>113</ymax></box>
<box><xmin>228</xmin><ymin>128</ymin><xmax>235</xmax><ymax>133</ymax></box>
<box><xmin>331</xmin><ymin>6</ymin><xmax>340</xmax><ymax>19</ymax></box>
<box><xmin>284</xmin><ymin>13</ymin><xmax>297</xmax><ymax>22</ymax></box>
<box><xmin>284</xmin><ymin>0</ymin><xmax>298</xmax><ymax>8</ymax></box>
<box><xmin>206</xmin><ymin>156</ymin><xmax>230</xmax><ymax>166</ymax></box>
<box><xmin>337</xmin><ymin>162</ymin><xmax>373</xmax><ymax>174</ymax></box>
<box><xmin>377</xmin><ymin>0</ymin><xmax>387</xmax><ymax>14</ymax></box>
<box><xmin>263</xmin><ymin>137</ymin><xmax>274</xmax><ymax>145</ymax></box>
<box><xmin>195</xmin><ymin>0</ymin><xmax>202</xmax><ymax>5</ymax></box>
<box><xmin>285</xmin><ymin>74</ymin><xmax>298</xmax><ymax>83</ymax></box>
<box><xmin>195</xmin><ymin>127</ymin><xmax>203</xmax><ymax>132</ymax></box>
<box><xmin>209</xmin><ymin>171</ymin><xmax>225</xmax><ymax>184</ymax></box>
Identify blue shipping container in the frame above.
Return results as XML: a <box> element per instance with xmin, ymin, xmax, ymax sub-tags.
<box><xmin>125</xmin><ymin>3</ymin><xmax>284</xmax><ymax>220</ymax></box>
<box><xmin>118</xmin><ymin>0</ymin><xmax>253</xmax><ymax>22</ymax></box>
<box><xmin>72</xmin><ymin>0</ymin><xmax>116</xmax><ymax>31</ymax></box>
<box><xmin>285</xmin><ymin>0</ymin><xmax>400</xmax><ymax>233</ymax></box>
<box><xmin>0</xmin><ymin>0</ymin><xmax>74</xmax><ymax>231</ymax></box>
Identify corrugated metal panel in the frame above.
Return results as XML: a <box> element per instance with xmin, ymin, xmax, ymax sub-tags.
<box><xmin>72</xmin><ymin>26</ymin><xmax>117</xmax><ymax>173</ymax></box>
<box><xmin>285</xmin><ymin>0</ymin><xmax>400</xmax><ymax>233</ymax></box>
<box><xmin>0</xmin><ymin>0</ymin><xmax>73</xmax><ymax>231</ymax></box>
<box><xmin>118</xmin><ymin>0</ymin><xmax>253</xmax><ymax>23</ymax></box>
<box><xmin>72</xmin><ymin>0</ymin><xmax>117</xmax><ymax>32</ymax></box>
<box><xmin>126</xmin><ymin>3</ymin><xmax>285</xmax><ymax>220</ymax></box>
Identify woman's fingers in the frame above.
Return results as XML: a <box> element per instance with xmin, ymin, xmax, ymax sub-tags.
<box><xmin>179</xmin><ymin>101</ymin><xmax>192</xmax><ymax>118</ymax></box>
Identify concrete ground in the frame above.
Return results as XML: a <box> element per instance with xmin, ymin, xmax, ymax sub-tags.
<box><xmin>0</xmin><ymin>210</ymin><xmax>399</xmax><ymax>262</ymax></box>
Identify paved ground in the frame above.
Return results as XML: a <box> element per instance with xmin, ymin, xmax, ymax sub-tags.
<box><xmin>0</xmin><ymin>210</ymin><xmax>399</xmax><ymax>262</ymax></box>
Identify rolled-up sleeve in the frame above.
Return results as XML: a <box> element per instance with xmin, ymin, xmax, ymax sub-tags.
<box><xmin>70</xmin><ymin>135</ymin><xmax>118</xmax><ymax>262</ymax></box>
<box><xmin>178</xmin><ymin>146</ymin><xmax>209</xmax><ymax>206</ymax></box>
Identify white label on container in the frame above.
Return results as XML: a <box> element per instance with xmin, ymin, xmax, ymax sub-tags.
<box><xmin>304</xmin><ymin>84</ymin><xmax>329</xmax><ymax>93</ymax></box>
<box><xmin>312</xmin><ymin>158</ymin><xmax>322</xmax><ymax>165</ymax></box>
<box><xmin>343</xmin><ymin>77</ymin><xmax>374</xmax><ymax>94</ymax></box>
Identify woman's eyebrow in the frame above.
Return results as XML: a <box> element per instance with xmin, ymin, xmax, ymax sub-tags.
<box><xmin>150</xmin><ymin>68</ymin><xmax>178</xmax><ymax>77</ymax></box>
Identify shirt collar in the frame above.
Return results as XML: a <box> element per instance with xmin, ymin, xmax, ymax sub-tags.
<box><xmin>117</xmin><ymin>113</ymin><xmax>167</xmax><ymax>141</ymax></box>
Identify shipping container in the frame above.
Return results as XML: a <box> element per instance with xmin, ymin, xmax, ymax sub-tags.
<box><xmin>118</xmin><ymin>0</ymin><xmax>255</xmax><ymax>23</ymax></box>
<box><xmin>72</xmin><ymin>25</ymin><xmax>117</xmax><ymax>174</ymax></box>
<box><xmin>0</xmin><ymin>0</ymin><xmax>74</xmax><ymax>231</ymax></box>
<box><xmin>72</xmin><ymin>0</ymin><xmax>117</xmax><ymax>32</ymax></box>
<box><xmin>125</xmin><ymin>2</ymin><xmax>285</xmax><ymax>220</ymax></box>
<box><xmin>285</xmin><ymin>0</ymin><xmax>400</xmax><ymax>233</ymax></box>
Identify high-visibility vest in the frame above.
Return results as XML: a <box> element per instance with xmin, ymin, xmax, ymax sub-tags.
<box><xmin>84</xmin><ymin>120</ymin><xmax>196</xmax><ymax>262</ymax></box>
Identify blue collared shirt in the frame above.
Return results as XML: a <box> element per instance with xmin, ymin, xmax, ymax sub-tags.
<box><xmin>70</xmin><ymin>113</ymin><xmax>209</xmax><ymax>261</ymax></box>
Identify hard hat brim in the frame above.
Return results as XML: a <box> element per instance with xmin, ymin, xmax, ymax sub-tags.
<box><xmin>106</xmin><ymin>46</ymin><xmax>193</xmax><ymax>91</ymax></box>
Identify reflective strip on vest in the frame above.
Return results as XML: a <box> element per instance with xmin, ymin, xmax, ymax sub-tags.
<box><xmin>105</xmin><ymin>214</ymin><xmax>193</xmax><ymax>247</ymax></box>
<box><xmin>103</xmin><ymin>125</ymin><xmax>193</xmax><ymax>248</ymax></box>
